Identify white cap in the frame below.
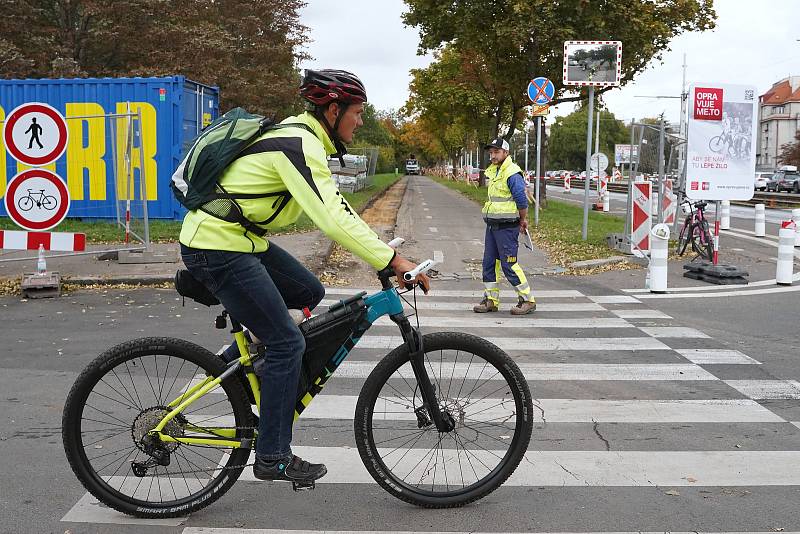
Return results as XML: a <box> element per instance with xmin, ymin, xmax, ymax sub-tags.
<box><xmin>485</xmin><ymin>137</ymin><xmax>510</xmax><ymax>151</ymax></box>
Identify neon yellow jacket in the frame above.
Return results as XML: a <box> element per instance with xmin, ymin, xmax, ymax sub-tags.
<box><xmin>179</xmin><ymin>112</ymin><xmax>395</xmax><ymax>270</ymax></box>
<box><xmin>482</xmin><ymin>156</ymin><xmax>523</xmax><ymax>223</ymax></box>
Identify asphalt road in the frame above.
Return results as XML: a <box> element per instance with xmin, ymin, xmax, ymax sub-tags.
<box><xmin>1</xmin><ymin>176</ymin><xmax>799</xmax><ymax>534</ymax></box>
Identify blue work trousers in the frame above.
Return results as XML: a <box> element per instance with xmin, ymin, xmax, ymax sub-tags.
<box><xmin>180</xmin><ymin>242</ymin><xmax>325</xmax><ymax>460</ymax></box>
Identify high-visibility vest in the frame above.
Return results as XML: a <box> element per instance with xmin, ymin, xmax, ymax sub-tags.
<box><xmin>482</xmin><ymin>156</ymin><xmax>523</xmax><ymax>223</ymax></box>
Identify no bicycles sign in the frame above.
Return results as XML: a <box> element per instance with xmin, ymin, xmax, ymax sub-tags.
<box><xmin>3</xmin><ymin>168</ymin><xmax>71</xmax><ymax>231</ymax></box>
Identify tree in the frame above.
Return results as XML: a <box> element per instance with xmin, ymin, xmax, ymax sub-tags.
<box><xmin>403</xmin><ymin>0</ymin><xmax>716</xmax><ymax>140</ymax></box>
<box><xmin>779</xmin><ymin>130</ymin><xmax>800</xmax><ymax>167</ymax></box>
<box><xmin>549</xmin><ymin>107</ymin><xmax>629</xmax><ymax>170</ymax></box>
<box><xmin>0</xmin><ymin>0</ymin><xmax>310</xmax><ymax>117</ymax></box>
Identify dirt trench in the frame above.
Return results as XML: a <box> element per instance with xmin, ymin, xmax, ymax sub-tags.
<box><xmin>319</xmin><ymin>178</ymin><xmax>407</xmax><ymax>287</ymax></box>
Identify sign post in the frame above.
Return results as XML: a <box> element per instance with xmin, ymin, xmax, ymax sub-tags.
<box><xmin>563</xmin><ymin>40</ymin><xmax>622</xmax><ymax>240</ymax></box>
<box><xmin>527</xmin><ymin>77</ymin><xmax>554</xmax><ymax>227</ymax></box>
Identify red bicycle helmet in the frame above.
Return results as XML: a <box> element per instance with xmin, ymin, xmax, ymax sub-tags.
<box><xmin>300</xmin><ymin>69</ymin><xmax>367</xmax><ymax>105</ymax></box>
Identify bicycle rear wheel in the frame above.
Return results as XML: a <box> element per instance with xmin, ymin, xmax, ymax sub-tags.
<box><xmin>354</xmin><ymin>332</ymin><xmax>533</xmax><ymax>508</ymax></box>
<box><xmin>691</xmin><ymin>221</ymin><xmax>714</xmax><ymax>260</ymax></box>
<box><xmin>676</xmin><ymin>220</ymin><xmax>690</xmax><ymax>255</ymax></box>
<box><xmin>62</xmin><ymin>337</ymin><xmax>254</xmax><ymax>518</ymax></box>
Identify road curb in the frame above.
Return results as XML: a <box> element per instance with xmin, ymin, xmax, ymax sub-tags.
<box><xmin>63</xmin><ymin>274</ymin><xmax>174</xmax><ymax>286</ymax></box>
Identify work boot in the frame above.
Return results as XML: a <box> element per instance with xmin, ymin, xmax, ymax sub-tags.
<box><xmin>473</xmin><ymin>298</ymin><xmax>498</xmax><ymax>313</ymax></box>
<box><xmin>510</xmin><ymin>297</ymin><xmax>536</xmax><ymax>315</ymax></box>
<box><xmin>253</xmin><ymin>454</ymin><xmax>327</xmax><ymax>484</ymax></box>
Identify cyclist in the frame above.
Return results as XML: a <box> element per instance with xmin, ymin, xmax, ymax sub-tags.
<box><xmin>179</xmin><ymin>69</ymin><xmax>430</xmax><ymax>487</ymax></box>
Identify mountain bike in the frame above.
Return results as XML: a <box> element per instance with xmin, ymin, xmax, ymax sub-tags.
<box><xmin>62</xmin><ymin>245</ymin><xmax>533</xmax><ymax>518</ymax></box>
<box><xmin>675</xmin><ymin>199</ymin><xmax>714</xmax><ymax>260</ymax></box>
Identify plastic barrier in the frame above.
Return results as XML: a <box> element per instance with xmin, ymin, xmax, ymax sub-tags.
<box><xmin>631</xmin><ymin>182</ymin><xmax>652</xmax><ymax>256</ymax></box>
<box><xmin>792</xmin><ymin>208</ymin><xmax>800</xmax><ymax>247</ymax></box>
<box><xmin>720</xmin><ymin>200</ymin><xmax>731</xmax><ymax>230</ymax></box>
<box><xmin>754</xmin><ymin>204</ymin><xmax>766</xmax><ymax>237</ymax></box>
<box><xmin>649</xmin><ymin>223</ymin><xmax>670</xmax><ymax>293</ymax></box>
<box><xmin>777</xmin><ymin>220</ymin><xmax>796</xmax><ymax>285</ymax></box>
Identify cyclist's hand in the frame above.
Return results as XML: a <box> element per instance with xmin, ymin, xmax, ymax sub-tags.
<box><xmin>390</xmin><ymin>254</ymin><xmax>431</xmax><ymax>294</ymax></box>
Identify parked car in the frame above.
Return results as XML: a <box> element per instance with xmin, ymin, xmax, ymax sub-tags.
<box><xmin>771</xmin><ymin>166</ymin><xmax>800</xmax><ymax>193</ymax></box>
<box><xmin>754</xmin><ymin>172</ymin><xmax>772</xmax><ymax>191</ymax></box>
<box><xmin>777</xmin><ymin>171</ymin><xmax>800</xmax><ymax>193</ymax></box>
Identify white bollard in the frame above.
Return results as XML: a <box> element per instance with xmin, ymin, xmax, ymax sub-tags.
<box><xmin>652</xmin><ymin>192</ymin><xmax>659</xmax><ymax>217</ymax></box>
<box><xmin>603</xmin><ymin>191</ymin><xmax>610</xmax><ymax>212</ymax></box>
<box><xmin>776</xmin><ymin>221</ymin><xmax>796</xmax><ymax>285</ymax></box>
<box><xmin>792</xmin><ymin>208</ymin><xmax>800</xmax><ymax>247</ymax></box>
<box><xmin>754</xmin><ymin>204</ymin><xmax>766</xmax><ymax>237</ymax></box>
<box><xmin>649</xmin><ymin>223</ymin><xmax>670</xmax><ymax>293</ymax></box>
<box><xmin>564</xmin><ymin>174</ymin><xmax>571</xmax><ymax>193</ymax></box>
<box><xmin>720</xmin><ymin>200</ymin><xmax>730</xmax><ymax>230</ymax></box>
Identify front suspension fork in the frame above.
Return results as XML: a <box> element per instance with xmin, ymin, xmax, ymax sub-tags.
<box><xmin>390</xmin><ymin>313</ymin><xmax>455</xmax><ymax>432</ymax></box>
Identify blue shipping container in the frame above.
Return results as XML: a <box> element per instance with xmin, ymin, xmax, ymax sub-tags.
<box><xmin>0</xmin><ymin>76</ymin><xmax>219</xmax><ymax>220</ymax></box>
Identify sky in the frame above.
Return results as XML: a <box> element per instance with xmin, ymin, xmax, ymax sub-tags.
<box><xmin>299</xmin><ymin>0</ymin><xmax>800</xmax><ymax>124</ymax></box>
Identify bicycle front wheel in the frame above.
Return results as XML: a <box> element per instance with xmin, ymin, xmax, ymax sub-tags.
<box><xmin>354</xmin><ymin>332</ymin><xmax>533</xmax><ymax>508</ymax></box>
<box><xmin>62</xmin><ymin>337</ymin><xmax>254</xmax><ymax>518</ymax></box>
<box><xmin>676</xmin><ymin>221</ymin><xmax>690</xmax><ymax>255</ymax></box>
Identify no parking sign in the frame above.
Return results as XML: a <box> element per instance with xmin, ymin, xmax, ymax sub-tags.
<box><xmin>2</xmin><ymin>102</ymin><xmax>69</xmax><ymax>166</ymax></box>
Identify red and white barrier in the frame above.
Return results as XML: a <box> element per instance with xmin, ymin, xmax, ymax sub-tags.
<box><xmin>563</xmin><ymin>172</ymin><xmax>571</xmax><ymax>193</ymax></box>
<box><xmin>599</xmin><ymin>177</ymin><xmax>609</xmax><ymax>212</ymax></box>
<box><xmin>0</xmin><ymin>230</ymin><xmax>86</xmax><ymax>252</ymax></box>
<box><xmin>631</xmin><ymin>182</ymin><xmax>652</xmax><ymax>256</ymax></box>
<box><xmin>662</xmin><ymin>179</ymin><xmax>676</xmax><ymax>224</ymax></box>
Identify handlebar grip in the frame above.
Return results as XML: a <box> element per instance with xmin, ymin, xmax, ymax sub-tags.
<box><xmin>387</xmin><ymin>237</ymin><xmax>405</xmax><ymax>248</ymax></box>
<box><xmin>403</xmin><ymin>259</ymin><xmax>435</xmax><ymax>281</ymax></box>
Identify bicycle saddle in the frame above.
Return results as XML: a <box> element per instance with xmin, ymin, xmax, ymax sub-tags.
<box><xmin>175</xmin><ymin>269</ymin><xmax>220</xmax><ymax>307</ymax></box>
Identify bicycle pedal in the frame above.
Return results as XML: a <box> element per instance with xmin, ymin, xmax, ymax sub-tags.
<box><xmin>291</xmin><ymin>481</ymin><xmax>315</xmax><ymax>491</ymax></box>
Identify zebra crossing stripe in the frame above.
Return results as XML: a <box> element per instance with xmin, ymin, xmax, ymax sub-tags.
<box><xmin>182</xmin><ymin>530</ymin><xmax>800</xmax><ymax>534</ymax></box>
<box><xmin>676</xmin><ymin>349</ymin><xmax>761</xmax><ymax>365</ymax></box>
<box><xmin>610</xmin><ymin>309</ymin><xmax>672</xmax><ymax>319</ymax></box>
<box><xmin>297</xmin><ymin>396</ymin><xmax>782</xmax><ymax>423</ymax></box>
<box><xmin>61</xmin><ymin>493</ymin><xmax>187</xmax><ymax>526</ymax></box>
<box><xmin>371</xmin><ymin>316</ymin><xmax>632</xmax><ymax>328</ymax></box>
<box><xmin>192</xmin><ymin>396</ymin><xmax>782</xmax><ymax>424</ymax></box>
<box><xmin>355</xmin><ymin>336</ymin><xmax>669</xmax><ymax>351</ymax></box>
<box><xmin>233</xmin><ymin>447</ymin><xmax>800</xmax><ymax>486</ymax></box>
<box><xmin>318</xmin><ymin>299</ymin><xmax>606</xmax><ymax>312</ymax></box>
<box><xmin>323</xmin><ymin>288</ymin><xmax>585</xmax><ymax>298</ymax></box>
<box><xmin>587</xmin><ymin>295</ymin><xmax>641</xmax><ymax>304</ymax></box>
<box><xmin>333</xmin><ymin>361</ymin><xmax>715</xmax><ymax>380</ymax></box>
<box><xmin>639</xmin><ymin>327</ymin><xmax>710</xmax><ymax>338</ymax></box>
<box><xmin>724</xmin><ymin>380</ymin><xmax>800</xmax><ymax>400</ymax></box>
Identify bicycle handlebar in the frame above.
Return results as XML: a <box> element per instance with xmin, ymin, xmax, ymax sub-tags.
<box><xmin>403</xmin><ymin>259</ymin><xmax>437</xmax><ymax>281</ymax></box>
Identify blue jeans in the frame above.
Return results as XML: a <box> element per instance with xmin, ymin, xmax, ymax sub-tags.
<box><xmin>180</xmin><ymin>242</ymin><xmax>325</xmax><ymax>459</ymax></box>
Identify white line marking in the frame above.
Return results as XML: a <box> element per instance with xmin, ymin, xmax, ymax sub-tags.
<box><xmin>676</xmin><ymin>349</ymin><xmax>761</xmax><ymax>365</ymax></box>
<box><xmin>372</xmin><ymin>316</ymin><xmax>632</xmax><ymax>329</ymax></box>
<box><xmin>183</xmin><ymin>529</ymin><xmax>800</xmax><ymax>534</ymax></box>
<box><xmin>232</xmin><ymin>447</ymin><xmax>800</xmax><ymax>486</ymax></box>
<box><xmin>355</xmin><ymin>335</ymin><xmax>670</xmax><ymax>352</ymax></box>
<box><xmin>610</xmin><ymin>309</ymin><xmax>672</xmax><ymax>319</ymax></box>
<box><xmin>331</xmin><ymin>361</ymin><xmax>716</xmax><ymax>380</ymax></box>
<box><xmin>793</xmin><ymin>422</ymin><xmax>800</xmax><ymax>431</ymax></box>
<box><xmin>62</xmin><ymin>493</ymin><xmax>187</xmax><ymax>526</ymax></box>
<box><xmin>725</xmin><ymin>380</ymin><xmax>800</xmax><ymax>399</ymax></box>
<box><xmin>426</xmin><ymin>215</ymin><xmax>432</xmax><ymax>218</ymax></box>
<box><xmin>433</xmin><ymin>250</ymin><xmax>444</xmax><ymax>263</ymax></box>
<box><xmin>298</xmin><ymin>397</ymin><xmax>782</xmax><ymax>423</ymax></box>
<box><xmin>323</xmin><ymin>288</ymin><xmax>586</xmax><ymax>298</ymax></box>
<box><xmin>587</xmin><ymin>295</ymin><xmax>641</xmax><ymax>304</ymax></box>
<box><xmin>623</xmin><ymin>269</ymin><xmax>800</xmax><ymax>293</ymax></box>
<box><xmin>637</xmin><ymin>284</ymin><xmax>800</xmax><ymax>299</ymax></box>
<box><xmin>639</xmin><ymin>327</ymin><xmax>710</xmax><ymax>338</ymax></box>
<box><xmin>428</xmin><ymin>227</ymin><xmax>438</xmax><ymax>233</ymax></box>
<box><xmin>319</xmin><ymin>299</ymin><xmax>605</xmax><ymax>312</ymax></box>
<box><xmin>724</xmin><ymin>229</ymin><xmax>800</xmax><ymax>260</ymax></box>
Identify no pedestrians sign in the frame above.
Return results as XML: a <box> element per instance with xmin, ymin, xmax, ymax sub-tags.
<box><xmin>2</xmin><ymin>102</ymin><xmax>69</xmax><ymax>166</ymax></box>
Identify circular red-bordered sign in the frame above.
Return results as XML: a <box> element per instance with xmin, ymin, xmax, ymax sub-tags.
<box><xmin>3</xmin><ymin>102</ymin><xmax>69</xmax><ymax>166</ymax></box>
<box><xmin>3</xmin><ymin>169</ymin><xmax>71</xmax><ymax>231</ymax></box>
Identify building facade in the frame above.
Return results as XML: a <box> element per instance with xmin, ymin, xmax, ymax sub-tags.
<box><xmin>757</xmin><ymin>76</ymin><xmax>800</xmax><ymax>170</ymax></box>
